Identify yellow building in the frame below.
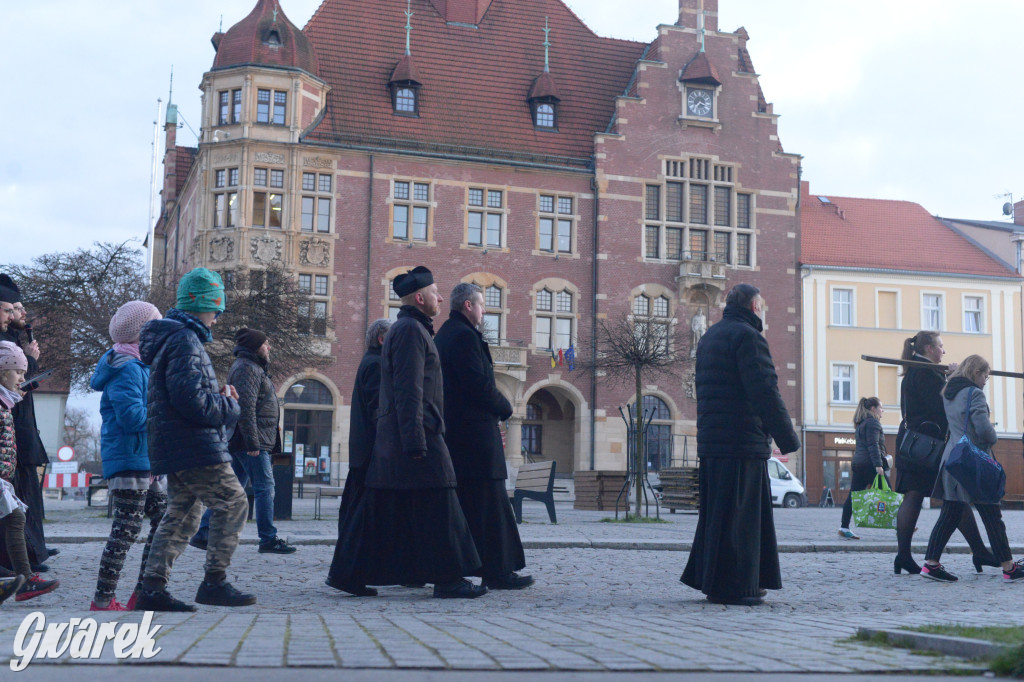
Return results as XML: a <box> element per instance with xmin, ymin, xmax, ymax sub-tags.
<box><xmin>800</xmin><ymin>183</ymin><xmax>1023</xmax><ymax>505</ymax></box>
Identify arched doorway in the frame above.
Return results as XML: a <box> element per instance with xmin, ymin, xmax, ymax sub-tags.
<box><xmin>523</xmin><ymin>387</ymin><xmax>578</xmax><ymax>477</ymax></box>
<box><xmin>282</xmin><ymin>379</ymin><xmax>335</xmax><ymax>485</ymax></box>
<box><xmin>642</xmin><ymin>395</ymin><xmax>674</xmax><ymax>471</ymax></box>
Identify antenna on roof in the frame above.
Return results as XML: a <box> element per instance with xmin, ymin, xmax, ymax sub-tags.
<box><xmin>219</xmin><ymin>15</ymin><xmax>223</xmax><ymax>32</ymax></box>
<box><xmin>996</xmin><ymin>192</ymin><xmax>1015</xmax><ymax>221</ymax></box>
<box><xmin>168</xmin><ymin>65</ymin><xmax>174</xmax><ymax>105</ymax></box>
<box><xmin>404</xmin><ymin>0</ymin><xmax>414</xmax><ymax>56</ymax></box>
<box><xmin>543</xmin><ymin>17</ymin><xmax>551</xmax><ymax>72</ymax></box>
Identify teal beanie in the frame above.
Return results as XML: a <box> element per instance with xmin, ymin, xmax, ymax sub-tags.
<box><xmin>176</xmin><ymin>268</ymin><xmax>226</xmax><ymax>313</ymax></box>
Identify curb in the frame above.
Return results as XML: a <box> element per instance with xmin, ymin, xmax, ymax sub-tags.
<box><xmin>857</xmin><ymin>626</ymin><xmax>1007</xmax><ymax>660</ymax></box>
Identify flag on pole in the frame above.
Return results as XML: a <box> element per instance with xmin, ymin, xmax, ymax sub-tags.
<box><xmin>558</xmin><ymin>349</ymin><xmax>565</xmax><ymax>366</ymax></box>
<box><xmin>565</xmin><ymin>345</ymin><xmax>575</xmax><ymax>371</ymax></box>
<box><xmin>550</xmin><ymin>348</ymin><xmax>557</xmax><ymax>368</ymax></box>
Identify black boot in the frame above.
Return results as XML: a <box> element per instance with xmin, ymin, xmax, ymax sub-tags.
<box><xmin>134</xmin><ymin>588</ymin><xmax>197</xmax><ymax>612</ymax></box>
<box><xmin>195</xmin><ymin>580</ymin><xmax>256</xmax><ymax>607</ymax></box>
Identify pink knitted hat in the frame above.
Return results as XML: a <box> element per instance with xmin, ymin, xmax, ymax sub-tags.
<box><xmin>109</xmin><ymin>301</ymin><xmax>162</xmax><ymax>344</ymax></box>
<box><xmin>0</xmin><ymin>340</ymin><xmax>27</xmax><ymax>372</ymax></box>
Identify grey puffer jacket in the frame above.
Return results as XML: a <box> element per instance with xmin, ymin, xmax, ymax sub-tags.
<box><xmin>139</xmin><ymin>309</ymin><xmax>240</xmax><ymax>476</ymax></box>
<box><xmin>933</xmin><ymin>377</ymin><xmax>998</xmax><ymax>503</ymax></box>
<box><xmin>227</xmin><ymin>347</ymin><xmax>280</xmax><ymax>453</ymax></box>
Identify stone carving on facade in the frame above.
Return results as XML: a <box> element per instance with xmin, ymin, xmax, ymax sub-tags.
<box><xmin>250</xmin><ymin>237</ymin><xmax>282</xmax><ymax>264</ymax></box>
<box><xmin>254</xmin><ymin>152</ymin><xmax>286</xmax><ymax>164</ymax></box>
<box><xmin>683</xmin><ymin>369</ymin><xmax>696</xmax><ymax>400</ymax></box>
<box><xmin>212</xmin><ymin>152</ymin><xmax>239</xmax><ymax>165</ymax></box>
<box><xmin>490</xmin><ymin>346</ymin><xmax>524</xmax><ymax>366</ymax></box>
<box><xmin>303</xmin><ymin>156</ymin><xmax>333</xmax><ymax>168</ymax></box>
<box><xmin>690</xmin><ymin>307</ymin><xmax>707</xmax><ymax>358</ymax></box>
<box><xmin>209</xmin><ymin>236</ymin><xmax>234</xmax><ymax>263</ymax></box>
<box><xmin>299</xmin><ymin>238</ymin><xmax>331</xmax><ymax>268</ymax></box>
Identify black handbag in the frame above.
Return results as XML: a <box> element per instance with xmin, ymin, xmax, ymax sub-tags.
<box><xmin>897</xmin><ymin>423</ymin><xmax>945</xmax><ymax>472</ymax></box>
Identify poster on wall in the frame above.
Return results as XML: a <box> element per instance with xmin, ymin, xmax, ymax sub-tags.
<box><xmin>283</xmin><ymin>431</ymin><xmax>294</xmax><ymax>453</ymax></box>
<box><xmin>294</xmin><ymin>443</ymin><xmax>304</xmax><ymax>477</ymax></box>
<box><xmin>318</xmin><ymin>456</ymin><xmax>329</xmax><ymax>475</ymax></box>
<box><xmin>304</xmin><ymin>458</ymin><xmax>318</xmax><ymax>477</ymax></box>
<box><xmin>320</xmin><ymin>445</ymin><xmax>329</xmax><ymax>458</ymax></box>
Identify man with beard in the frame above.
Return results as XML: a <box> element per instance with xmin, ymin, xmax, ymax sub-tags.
<box><xmin>330</xmin><ymin>266</ymin><xmax>485</xmax><ymax>599</ymax></box>
<box><xmin>326</xmin><ymin>317</ymin><xmax>390</xmax><ymax>592</ymax></box>
<box><xmin>0</xmin><ymin>275</ymin><xmax>53</xmax><ymax>572</ymax></box>
<box><xmin>681</xmin><ymin>283</ymin><xmax>800</xmax><ymax>606</ymax></box>
<box><xmin>434</xmin><ymin>283</ymin><xmax>532</xmax><ymax>590</ymax></box>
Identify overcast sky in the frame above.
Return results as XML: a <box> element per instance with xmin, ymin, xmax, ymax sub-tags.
<box><xmin>4</xmin><ymin>0</ymin><xmax>1022</xmax><ymax>411</ymax></box>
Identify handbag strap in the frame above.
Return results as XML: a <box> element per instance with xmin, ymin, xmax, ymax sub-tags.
<box><xmin>873</xmin><ymin>474</ymin><xmax>892</xmax><ymax>493</ymax></box>
<box><xmin>962</xmin><ymin>387</ymin><xmax>975</xmax><ymax>436</ymax></box>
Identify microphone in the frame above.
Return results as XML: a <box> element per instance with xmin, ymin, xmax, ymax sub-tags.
<box><xmin>24</xmin><ymin>323</ymin><xmax>33</xmax><ymax>344</ymax></box>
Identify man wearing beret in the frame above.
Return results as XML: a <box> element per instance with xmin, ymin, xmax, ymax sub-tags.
<box><xmin>191</xmin><ymin>328</ymin><xmax>295</xmax><ymax>556</ymax></box>
<box><xmin>330</xmin><ymin>266</ymin><xmax>485</xmax><ymax>599</ymax></box>
<box><xmin>434</xmin><ymin>283</ymin><xmax>532</xmax><ymax>590</ymax></box>
<box><xmin>0</xmin><ymin>274</ymin><xmax>53</xmax><ymax>573</ymax></box>
<box><xmin>135</xmin><ymin>268</ymin><xmax>253</xmax><ymax>611</ymax></box>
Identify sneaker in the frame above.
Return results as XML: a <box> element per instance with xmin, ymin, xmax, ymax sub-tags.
<box><xmin>433</xmin><ymin>579</ymin><xmax>487</xmax><ymax>599</ymax></box>
<box><xmin>90</xmin><ymin>598</ymin><xmax>127</xmax><ymax>611</ymax></box>
<box><xmin>125</xmin><ymin>590</ymin><xmax>139</xmax><ymax>611</ymax></box>
<box><xmin>189</xmin><ymin>536</ymin><xmax>208</xmax><ymax>551</ymax></box>
<box><xmin>0</xmin><ymin>576</ymin><xmax>26</xmax><ymax>605</ymax></box>
<box><xmin>30</xmin><ymin>563</ymin><xmax>51</xmax><ymax>573</ymax></box>
<box><xmin>15</xmin><ymin>575</ymin><xmax>60</xmax><ymax>602</ymax></box>
<box><xmin>258</xmin><ymin>537</ymin><xmax>297</xmax><ymax>554</ymax></box>
<box><xmin>921</xmin><ymin>563</ymin><xmax>958</xmax><ymax>583</ymax></box>
<box><xmin>1003</xmin><ymin>564</ymin><xmax>1024</xmax><ymax>582</ymax></box>
<box><xmin>482</xmin><ymin>572</ymin><xmax>535</xmax><ymax>590</ymax></box>
<box><xmin>133</xmin><ymin>588</ymin><xmax>197</xmax><ymax>612</ymax></box>
<box><xmin>47</xmin><ymin>548</ymin><xmax>61</xmax><ymax>558</ymax></box>
<box><xmin>838</xmin><ymin>529</ymin><xmax>860</xmax><ymax>540</ymax></box>
<box><xmin>195</xmin><ymin>580</ymin><xmax>256</xmax><ymax>607</ymax></box>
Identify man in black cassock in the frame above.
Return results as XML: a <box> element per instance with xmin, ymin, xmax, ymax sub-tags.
<box><xmin>326</xmin><ymin>317</ymin><xmax>390</xmax><ymax>593</ymax></box>
<box><xmin>681</xmin><ymin>283</ymin><xmax>799</xmax><ymax>606</ymax></box>
<box><xmin>434</xmin><ymin>283</ymin><xmax>532</xmax><ymax>590</ymax></box>
<box><xmin>0</xmin><ymin>275</ymin><xmax>53</xmax><ymax>573</ymax></box>
<box><xmin>330</xmin><ymin>266</ymin><xmax>485</xmax><ymax>599</ymax></box>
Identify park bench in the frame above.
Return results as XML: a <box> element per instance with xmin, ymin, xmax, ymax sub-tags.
<box><xmin>510</xmin><ymin>460</ymin><xmax>557</xmax><ymax>524</ymax></box>
<box><xmin>314</xmin><ymin>486</ymin><xmax>345</xmax><ymax>520</ymax></box>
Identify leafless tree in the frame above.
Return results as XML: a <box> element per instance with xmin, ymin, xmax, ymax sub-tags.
<box><xmin>576</xmin><ymin>312</ymin><xmax>686</xmax><ymax>518</ymax></box>
<box><xmin>63</xmin><ymin>406</ymin><xmax>100</xmax><ymax>463</ymax></box>
<box><xmin>3</xmin><ymin>242</ymin><xmax>332</xmax><ymax>391</ymax></box>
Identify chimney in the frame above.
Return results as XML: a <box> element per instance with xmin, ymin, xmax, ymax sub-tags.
<box><xmin>161</xmin><ymin>106</ymin><xmax>179</xmax><ymax>209</ymax></box>
<box><xmin>677</xmin><ymin>0</ymin><xmax>718</xmax><ymax>32</ymax></box>
<box><xmin>1015</xmin><ymin>199</ymin><xmax>1024</xmax><ymax>226</ymax></box>
<box><xmin>429</xmin><ymin>0</ymin><xmax>493</xmax><ymax>25</ymax></box>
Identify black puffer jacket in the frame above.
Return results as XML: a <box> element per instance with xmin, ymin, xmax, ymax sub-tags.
<box><xmin>434</xmin><ymin>311</ymin><xmax>513</xmax><ymax>481</ymax></box>
<box><xmin>366</xmin><ymin>305</ymin><xmax>457</xmax><ymax>490</ymax></box>
<box><xmin>853</xmin><ymin>416</ymin><xmax>888</xmax><ymax>470</ymax></box>
<box><xmin>695</xmin><ymin>303</ymin><xmax>800</xmax><ymax>458</ymax></box>
<box><xmin>227</xmin><ymin>347</ymin><xmax>280</xmax><ymax>453</ymax></box>
<box><xmin>139</xmin><ymin>308</ymin><xmax>240</xmax><ymax>476</ymax></box>
<box><xmin>896</xmin><ymin>353</ymin><xmax>948</xmax><ymax>441</ymax></box>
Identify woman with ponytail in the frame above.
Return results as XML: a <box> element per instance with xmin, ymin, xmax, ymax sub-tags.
<box><xmin>893</xmin><ymin>332</ymin><xmax>997</xmax><ymax>575</ymax></box>
<box><xmin>838</xmin><ymin>397</ymin><xmax>888</xmax><ymax>539</ymax></box>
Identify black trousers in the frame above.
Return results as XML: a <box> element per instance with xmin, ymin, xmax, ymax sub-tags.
<box><xmin>841</xmin><ymin>465</ymin><xmax>887</xmax><ymax>529</ymax></box>
<box><xmin>925</xmin><ymin>501</ymin><xmax>1011</xmax><ymax>563</ymax></box>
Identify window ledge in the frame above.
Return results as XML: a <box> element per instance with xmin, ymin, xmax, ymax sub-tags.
<box><xmin>677</xmin><ymin>116</ymin><xmax>722</xmax><ymax>132</ymax></box>
<box><xmin>386</xmin><ymin>238</ymin><xmax>436</xmax><ymax>248</ymax></box>
<box><xmin>531</xmin><ymin>250</ymin><xmax>580</xmax><ymax>260</ymax></box>
<box><xmin>460</xmin><ymin>244</ymin><xmax>510</xmax><ymax>254</ymax></box>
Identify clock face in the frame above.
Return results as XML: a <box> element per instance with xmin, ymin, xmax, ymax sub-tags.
<box><xmin>687</xmin><ymin>88</ymin><xmax>713</xmax><ymax>118</ymax></box>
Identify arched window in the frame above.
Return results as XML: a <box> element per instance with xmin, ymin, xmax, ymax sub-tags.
<box><xmin>535</xmin><ymin>103</ymin><xmax>555</xmax><ymax>128</ymax></box>
<box><xmin>642</xmin><ymin>395</ymin><xmax>673</xmax><ymax>471</ymax></box>
<box><xmin>535</xmin><ymin>287</ymin><xmax>574</xmax><ymax>351</ymax></box>
<box><xmin>395</xmin><ymin>87</ymin><xmax>416</xmax><ymax>113</ymax></box>
<box><xmin>482</xmin><ymin>284</ymin><xmax>503</xmax><ymax>344</ymax></box>
<box><xmin>284</xmin><ymin>379</ymin><xmax>333</xmax><ymax>405</ymax></box>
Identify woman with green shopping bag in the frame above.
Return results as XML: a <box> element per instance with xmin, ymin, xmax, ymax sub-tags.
<box><xmin>838</xmin><ymin>397</ymin><xmax>890</xmax><ymax>539</ymax></box>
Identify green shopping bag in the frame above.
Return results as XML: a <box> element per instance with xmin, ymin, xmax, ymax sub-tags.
<box><xmin>851</xmin><ymin>474</ymin><xmax>902</xmax><ymax>529</ymax></box>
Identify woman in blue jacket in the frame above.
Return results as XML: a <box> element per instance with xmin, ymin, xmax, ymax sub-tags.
<box><xmin>89</xmin><ymin>301</ymin><xmax>163</xmax><ymax>611</ymax></box>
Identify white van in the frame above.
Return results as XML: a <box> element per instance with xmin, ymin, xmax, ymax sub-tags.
<box><xmin>767</xmin><ymin>457</ymin><xmax>806</xmax><ymax>508</ymax></box>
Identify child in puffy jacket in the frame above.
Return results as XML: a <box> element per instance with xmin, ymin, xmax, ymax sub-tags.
<box><xmin>89</xmin><ymin>301</ymin><xmax>166</xmax><ymax>611</ymax></box>
<box><xmin>0</xmin><ymin>340</ymin><xmax>59</xmax><ymax>603</ymax></box>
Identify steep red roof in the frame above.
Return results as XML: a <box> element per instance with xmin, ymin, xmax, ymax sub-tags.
<box><xmin>174</xmin><ymin>146</ymin><xmax>198</xmax><ymax>198</ymax></box>
<box><xmin>801</xmin><ymin>183</ymin><xmax>1018</xmax><ymax>279</ymax></box>
<box><xmin>679</xmin><ymin>51</ymin><xmax>721</xmax><ymax>85</ymax></box>
<box><xmin>389</xmin><ymin>54</ymin><xmax>422</xmax><ymax>84</ymax></box>
<box><xmin>303</xmin><ymin>0</ymin><xmax>646</xmax><ymax>166</ymax></box>
<box><xmin>213</xmin><ymin>0</ymin><xmax>320</xmax><ymax>76</ymax></box>
<box><xmin>528</xmin><ymin>71</ymin><xmax>560</xmax><ymax>100</ymax></box>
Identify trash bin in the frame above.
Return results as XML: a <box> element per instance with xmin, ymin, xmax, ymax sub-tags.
<box><xmin>272</xmin><ymin>454</ymin><xmax>294</xmax><ymax>520</ymax></box>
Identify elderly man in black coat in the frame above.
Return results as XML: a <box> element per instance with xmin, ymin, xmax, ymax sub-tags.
<box><xmin>326</xmin><ymin>317</ymin><xmax>390</xmax><ymax>593</ymax></box>
<box><xmin>681</xmin><ymin>283</ymin><xmax>800</xmax><ymax>606</ymax></box>
<box><xmin>0</xmin><ymin>275</ymin><xmax>52</xmax><ymax>572</ymax></box>
<box><xmin>434</xmin><ymin>283</ymin><xmax>532</xmax><ymax>590</ymax></box>
<box><xmin>331</xmin><ymin>266</ymin><xmax>485</xmax><ymax>599</ymax></box>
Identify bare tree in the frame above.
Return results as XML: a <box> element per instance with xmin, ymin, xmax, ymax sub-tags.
<box><xmin>3</xmin><ymin>242</ymin><xmax>332</xmax><ymax>391</ymax></box>
<box><xmin>576</xmin><ymin>312</ymin><xmax>686</xmax><ymax>518</ymax></box>
<box><xmin>63</xmin><ymin>406</ymin><xmax>100</xmax><ymax>463</ymax></box>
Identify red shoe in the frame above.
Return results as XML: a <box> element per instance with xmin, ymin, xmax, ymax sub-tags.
<box><xmin>15</xmin><ymin>575</ymin><xmax>60</xmax><ymax>602</ymax></box>
<box><xmin>90</xmin><ymin>597</ymin><xmax>127</xmax><ymax>611</ymax></box>
<box><xmin>125</xmin><ymin>590</ymin><xmax>139</xmax><ymax>611</ymax></box>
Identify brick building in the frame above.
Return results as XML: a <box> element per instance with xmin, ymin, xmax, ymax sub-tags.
<box><xmin>154</xmin><ymin>0</ymin><xmax>802</xmax><ymax>484</ymax></box>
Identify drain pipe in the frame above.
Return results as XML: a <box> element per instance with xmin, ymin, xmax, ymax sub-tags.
<box><xmin>364</xmin><ymin>154</ymin><xmax>374</xmax><ymax>336</ymax></box>
<box><xmin>590</xmin><ymin>171</ymin><xmax>600</xmax><ymax>471</ymax></box>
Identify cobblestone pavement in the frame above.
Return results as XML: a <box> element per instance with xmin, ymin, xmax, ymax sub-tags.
<box><xmin>1</xmin><ymin>498</ymin><xmax>1021</xmax><ymax>672</ymax></box>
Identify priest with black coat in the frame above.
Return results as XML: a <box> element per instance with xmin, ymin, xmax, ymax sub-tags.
<box><xmin>434</xmin><ymin>283</ymin><xmax>532</xmax><ymax>590</ymax></box>
<box><xmin>329</xmin><ymin>267</ymin><xmax>485</xmax><ymax>599</ymax></box>
<box><xmin>681</xmin><ymin>283</ymin><xmax>800</xmax><ymax>606</ymax></box>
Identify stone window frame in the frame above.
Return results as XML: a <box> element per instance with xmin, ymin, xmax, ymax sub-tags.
<box><xmin>536</xmin><ymin>193</ymin><xmax>578</xmax><ymax>257</ymax></box>
<box><xmin>462</xmin><ymin>273</ymin><xmax>510</xmax><ymax>346</ymax></box>
<box><xmin>629</xmin><ymin>284</ymin><xmax>677</xmax><ymax>355</ymax></box>
<box><xmin>300</xmin><ymin>171</ymin><xmax>334</xmax><ymax>234</ymax></box>
<box><xmin>252</xmin><ymin>166</ymin><xmax>285</xmax><ymax>230</ymax></box>
<box><xmin>389</xmin><ymin>179</ymin><xmax>434</xmax><ymax>245</ymax></box>
<box><xmin>256</xmin><ymin>88</ymin><xmax>288</xmax><ymax>126</ymax></box>
<box><xmin>530</xmin><ymin>278</ymin><xmax>579</xmax><ymax>354</ymax></box>
<box><xmin>464</xmin><ymin>186</ymin><xmax>509</xmax><ymax>251</ymax></box>
<box><xmin>212</xmin><ymin>166</ymin><xmax>239</xmax><ymax>230</ymax></box>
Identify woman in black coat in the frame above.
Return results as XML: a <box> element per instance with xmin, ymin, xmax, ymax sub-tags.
<box><xmin>838</xmin><ymin>397</ymin><xmax>889</xmax><ymax>539</ymax></box>
<box><xmin>893</xmin><ymin>331</ymin><xmax>997</xmax><ymax>574</ymax></box>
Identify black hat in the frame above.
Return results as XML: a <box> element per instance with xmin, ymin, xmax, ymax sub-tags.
<box><xmin>392</xmin><ymin>266</ymin><xmax>434</xmax><ymax>298</ymax></box>
<box><xmin>0</xmin><ymin>274</ymin><xmax>20</xmax><ymax>304</ymax></box>
<box><xmin>235</xmin><ymin>327</ymin><xmax>268</xmax><ymax>353</ymax></box>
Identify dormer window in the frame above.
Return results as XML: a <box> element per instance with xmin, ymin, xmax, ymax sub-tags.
<box><xmin>394</xmin><ymin>86</ymin><xmax>417</xmax><ymax>114</ymax></box>
<box><xmin>534</xmin><ymin>101</ymin><xmax>556</xmax><ymax>129</ymax></box>
<box><xmin>389</xmin><ymin>54</ymin><xmax>422</xmax><ymax>117</ymax></box>
<box><xmin>528</xmin><ymin>71</ymin><xmax>560</xmax><ymax>131</ymax></box>
<box><xmin>265</xmin><ymin>30</ymin><xmax>281</xmax><ymax>47</ymax></box>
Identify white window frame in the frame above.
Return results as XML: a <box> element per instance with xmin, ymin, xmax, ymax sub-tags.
<box><xmin>831</xmin><ymin>363</ymin><xmax>855</xmax><ymax>405</ymax></box>
<box><xmin>921</xmin><ymin>292</ymin><xmax>944</xmax><ymax>331</ymax></box>
<box><xmin>963</xmin><ymin>294</ymin><xmax>984</xmax><ymax>334</ymax></box>
<box><xmin>830</xmin><ymin>287</ymin><xmax>854</xmax><ymax>327</ymax></box>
